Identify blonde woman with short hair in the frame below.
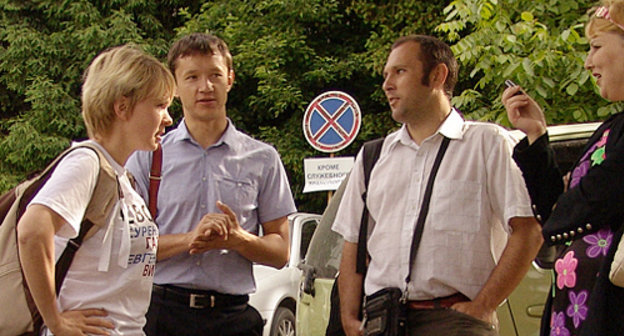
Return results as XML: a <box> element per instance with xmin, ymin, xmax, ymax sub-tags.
<box><xmin>18</xmin><ymin>45</ymin><xmax>174</xmax><ymax>335</ymax></box>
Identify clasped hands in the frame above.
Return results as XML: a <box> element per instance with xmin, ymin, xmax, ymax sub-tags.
<box><xmin>188</xmin><ymin>201</ymin><xmax>246</xmax><ymax>255</ymax></box>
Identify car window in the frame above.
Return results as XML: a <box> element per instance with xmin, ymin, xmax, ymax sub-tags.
<box><xmin>551</xmin><ymin>139</ymin><xmax>587</xmax><ymax>173</ymax></box>
<box><xmin>300</xmin><ymin>219</ymin><xmax>319</xmax><ymax>260</ymax></box>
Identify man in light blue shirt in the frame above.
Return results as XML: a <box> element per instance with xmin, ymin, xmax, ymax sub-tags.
<box><xmin>126</xmin><ymin>33</ymin><xmax>297</xmax><ymax>336</ymax></box>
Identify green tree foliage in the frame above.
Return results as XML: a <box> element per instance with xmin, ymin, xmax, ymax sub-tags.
<box><xmin>437</xmin><ymin>0</ymin><xmax>624</xmax><ymax>126</ymax></box>
<box><xmin>0</xmin><ymin>0</ymin><xmax>448</xmax><ymax>212</ymax></box>
<box><xmin>5</xmin><ymin>0</ymin><xmax>609</xmax><ymax>213</ymax></box>
<box><xmin>0</xmin><ymin>0</ymin><xmax>191</xmax><ymax>190</ymax></box>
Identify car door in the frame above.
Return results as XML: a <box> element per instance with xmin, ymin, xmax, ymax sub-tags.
<box><xmin>296</xmin><ymin>177</ymin><xmax>347</xmax><ymax>336</ymax></box>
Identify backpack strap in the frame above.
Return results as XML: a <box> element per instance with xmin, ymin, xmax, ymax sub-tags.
<box><xmin>54</xmin><ymin>219</ymin><xmax>95</xmax><ymax>293</ymax></box>
<box><xmin>355</xmin><ymin>137</ymin><xmax>385</xmax><ymax>275</ymax></box>
<box><xmin>17</xmin><ymin>144</ymin><xmax>118</xmax><ymax>333</ymax></box>
<box><xmin>148</xmin><ymin>144</ymin><xmax>162</xmax><ymax>218</ymax></box>
<box><xmin>52</xmin><ymin>144</ymin><xmax>118</xmax><ymax>313</ymax></box>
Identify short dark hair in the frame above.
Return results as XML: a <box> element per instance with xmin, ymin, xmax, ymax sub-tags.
<box><xmin>391</xmin><ymin>35</ymin><xmax>458</xmax><ymax>98</ymax></box>
<box><xmin>167</xmin><ymin>33</ymin><xmax>233</xmax><ymax>77</ymax></box>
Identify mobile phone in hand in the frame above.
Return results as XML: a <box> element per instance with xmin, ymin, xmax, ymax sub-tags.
<box><xmin>505</xmin><ymin>79</ymin><xmax>523</xmax><ymax>96</ymax></box>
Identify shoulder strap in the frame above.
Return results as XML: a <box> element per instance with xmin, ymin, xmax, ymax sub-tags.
<box><xmin>54</xmin><ymin>219</ymin><xmax>95</xmax><ymax>293</ymax></box>
<box><xmin>52</xmin><ymin>145</ymin><xmax>106</xmax><ymax>293</ymax></box>
<box><xmin>404</xmin><ymin>136</ymin><xmax>451</xmax><ymax>287</ymax></box>
<box><xmin>15</xmin><ymin>144</ymin><xmax>116</xmax><ymax>331</ymax></box>
<box><xmin>148</xmin><ymin>144</ymin><xmax>162</xmax><ymax>218</ymax></box>
<box><xmin>356</xmin><ymin>137</ymin><xmax>384</xmax><ymax>274</ymax></box>
<box><xmin>16</xmin><ymin>146</ymin><xmax>96</xmax><ymax>218</ymax></box>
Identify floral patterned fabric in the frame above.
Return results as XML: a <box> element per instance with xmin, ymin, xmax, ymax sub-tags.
<box><xmin>549</xmin><ymin>129</ymin><xmax>612</xmax><ymax>336</ymax></box>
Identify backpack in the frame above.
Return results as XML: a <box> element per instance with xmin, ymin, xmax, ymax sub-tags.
<box><xmin>326</xmin><ymin>137</ymin><xmax>384</xmax><ymax>336</ymax></box>
<box><xmin>0</xmin><ymin>143</ymin><xmax>119</xmax><ymax>336</ymax></box>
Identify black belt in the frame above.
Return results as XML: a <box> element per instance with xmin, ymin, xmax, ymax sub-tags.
<box><xmin>153</xmin><ymin>284</ymin><xmax>249</xmax><ymax>309</ymax></box>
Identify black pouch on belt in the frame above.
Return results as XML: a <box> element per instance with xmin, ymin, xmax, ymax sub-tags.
<box><xmin>363</xmin><ymin>287</ymin><xmax>406</xmax><ymax>336</ymax></box>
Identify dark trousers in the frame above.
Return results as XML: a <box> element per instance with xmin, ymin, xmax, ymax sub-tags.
<box><xmin>406</xmin><ymin>308</ymin><xmax>498</xmax><ymax>336</ymax></box>
<box><xmin>145</xmin><ymin>285</ymin><xmax>264</xmax><ymax>336</ymax></box>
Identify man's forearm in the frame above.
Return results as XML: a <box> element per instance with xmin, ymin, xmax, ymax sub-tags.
<box><xmin>339</xmin><ymin>241</ymin><xmax>364</xmax><ymax>336</ymax></box>
<box><xmin>234</xmin><ymin>231</ymin><xmax>289</xmax><ymax>268</ymax></box>
<box><xmin>473</xmin><ymin>217</ymin><xmax>543</xmax><ymax>311</ymax></box>
<box><xmin>156</xmin><ymin>233</ymin><xmax>192</xmax><ymax>261</ymax></box>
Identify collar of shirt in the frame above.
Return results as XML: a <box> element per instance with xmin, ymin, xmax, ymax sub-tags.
<box><xmin>388</xmin><ymin>108</ymin><xmax>465</xmax><ymax>151</ymax></box>
<box><xmin>169</xmin><ymin>118</ymin><xmax>242</xmax><ymax>151</ymax></box>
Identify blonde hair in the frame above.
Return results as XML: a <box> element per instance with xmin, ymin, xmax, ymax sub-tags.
<box><xmin>586</xmin><ymin>0</ymin><xmax>624</xmax><ymax>38</ymax></box>
<box><xmin>81</xmin><ymin>45</ymin><xmax>175</xmax><ymax>138</ymax></box>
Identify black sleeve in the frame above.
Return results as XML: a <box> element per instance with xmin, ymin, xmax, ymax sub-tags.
<box><xmin>512</xmin><ymin>133</ymin><xmax>564</xmax><ymax>227</ymax></box>
<box><xmin>544</xmin><ymin>129</ymin><xmax>624</xmax><ymax>245</ymax></box>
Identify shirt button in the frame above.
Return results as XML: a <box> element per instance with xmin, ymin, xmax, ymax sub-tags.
<box><xmin>202</xmin><ymin>177</ymin><xmax>207</xmax><ymax>181</ymax></box>
<box><xmin>201</xmin><ymin>204</ymin><xmax>206</xmax><ymax>209</ymax></box>
<box><xmin>536</xmin><ymin>214</ymin><xmax>542</xmax><ymax>221</ymax></box>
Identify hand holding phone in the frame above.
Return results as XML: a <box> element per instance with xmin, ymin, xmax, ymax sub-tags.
<box><xmin>505</xmin><ymin>79</ymin><xmax>523</xmax><ymax>96</ymax></box>
<box><xmin>503</xmin><ymin>79</ymin><xmax>546</xmax><ymax>142</ymax></box>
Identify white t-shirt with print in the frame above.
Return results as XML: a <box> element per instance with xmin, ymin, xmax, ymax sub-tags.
<box><xmin>30</xmin><ymin>141</ymin><xmax>158</xmax><ymax>336</ymax></box>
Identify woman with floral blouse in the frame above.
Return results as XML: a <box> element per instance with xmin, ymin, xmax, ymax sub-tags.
<box><xmin>502</xmin><ymin>1</ymin><xmax>624</xmax><ymax>335</ymax></box>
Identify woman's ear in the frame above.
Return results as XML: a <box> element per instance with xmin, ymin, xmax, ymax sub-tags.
<box><xmin>114</xmin><ymin>96</ymin><xmax>130</xmax><ymax>121</ymax></box>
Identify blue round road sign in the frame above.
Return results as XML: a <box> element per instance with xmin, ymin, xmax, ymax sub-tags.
<box><xmin>302</xmin><ymin>91</ymin><xmax>361</xmax><ymax>153</ymax></box>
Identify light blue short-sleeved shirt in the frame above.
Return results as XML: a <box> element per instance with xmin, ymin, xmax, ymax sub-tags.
<box><xmin>126</xmin><ymin>119</ymin><xmax>297</xmax><ymax>295</ymax></box>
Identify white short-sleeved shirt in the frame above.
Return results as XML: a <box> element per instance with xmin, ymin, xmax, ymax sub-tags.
<box><xmin>332</xmin><ymin>110</ymin><xmax>533</xmax><ymax>300</ymax></box>
<box><xmin>31</xmin><ymin>141</ymin><xmax>158</xmax><ymax>335</ymax></box>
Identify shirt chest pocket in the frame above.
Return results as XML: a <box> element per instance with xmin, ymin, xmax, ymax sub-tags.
<box><xmin>429</xmin><ymin>180</ymin><xmax>482</xmax><ymax>233</ymax></box>
<box><xmin>215</xmin><ymin>175</ymin><xmax>258</xmax><ymax>215</ymax></box>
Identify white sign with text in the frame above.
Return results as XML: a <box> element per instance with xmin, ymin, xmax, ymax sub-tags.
<box><xmin>303</xmin><ymin>157</ymin><xmax>354</xmax><ymax>193</ymax></box>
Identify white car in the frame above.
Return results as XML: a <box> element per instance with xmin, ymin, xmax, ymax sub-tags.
<box><xmin>250</xmin><ymin>212</ymin><xmax>321</xmax><ymax>336</ymax></box>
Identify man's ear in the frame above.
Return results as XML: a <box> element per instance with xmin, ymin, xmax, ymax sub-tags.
<box><xmin>429</xmin><ymin>63</ymin><xmax>449</xmax><ymax>90</ymax></box>
<box><xmin>226</xmin><ymin>69</ymin><xmax>235</xmax><ymax>92</ymax></box>
<box><xmin>114</xmin><ymin>96</ymin><xmax>130</xmax><ymax>121</ymax></box>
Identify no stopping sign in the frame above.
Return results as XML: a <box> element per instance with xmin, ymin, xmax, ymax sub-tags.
<box><xmin>302</xmin><ymin>91</ymin><xmax>361</xmax><ymax>153</ymax></box>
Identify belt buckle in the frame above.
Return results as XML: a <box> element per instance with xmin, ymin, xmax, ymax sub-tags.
<box><xmin>189</xmin><ymin>294</ymin><xmax>215</xmax><ymax>309</ymax></box>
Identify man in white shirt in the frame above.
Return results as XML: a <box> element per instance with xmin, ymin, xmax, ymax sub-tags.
<box><xmin>333</xmin><ymin>35</ymin><xmax>543</xmax><ymax>336</ymax></box>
